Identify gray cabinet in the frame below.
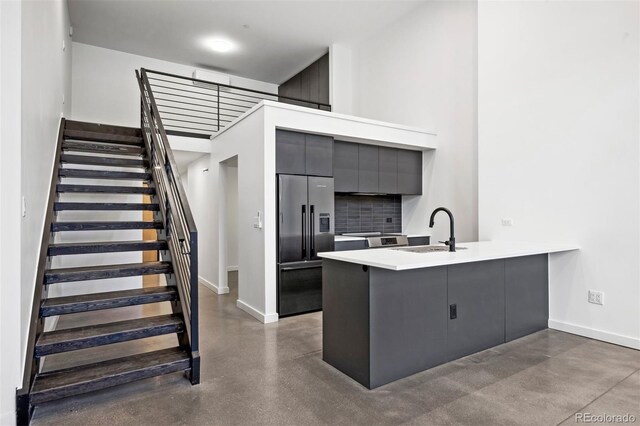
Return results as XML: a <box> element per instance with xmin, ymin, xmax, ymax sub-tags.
<box><xmin>378</xmin><ymin>147</ymin><xmax>398</xmax><ymax>194</ymax></box>
<box><xmin>276</xmin><ymin>130</ymin><xmax>333</xmax><ymax>177</ymax></box>
<box><xmin>358</xmin><ymin>145</ymin><xmax>379</xmax><ymax>193</ymax></box>
<box><xmin>505</xmin><ymin>255</ymin><xmax>548</xmax><ymax>341</ymax></box>
<box><xmin>305</xmin><ymin>134</ymin><xmax>333</xmax><ymax>177</ymax></box>
<box><xmin>323</xmin><ymin>255</ymin><xmax>549</xmax><ymax>389</ymax></box>
<box><xmin>334</xmin><ymin>141</ymin><xmax>422</xmax><ymax>195</ymax></box>
<box><xmin>334</xmin><ymin>142</ymin><xmax>359</xmax><ymax>192</ymax></box>
<box><xmin>276</xmin><ymin>130</ymin><xmax>306</xmax><ymax>175</ymax></box>
<box><xmin>397</xmin><ymin>150</ymin><xmax>422</xmax><ymax>195</ymax></box>
<box><xmin>447</xmin><ymin>260</ymin><xmax>505</xmax><ymax>360</ymax></box>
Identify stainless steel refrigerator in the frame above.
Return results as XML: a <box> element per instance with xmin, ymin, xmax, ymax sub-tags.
<box><xmin>277</xmin><ymin>175</ymin><xmax>334</xmax><ymax>316</ymax></box>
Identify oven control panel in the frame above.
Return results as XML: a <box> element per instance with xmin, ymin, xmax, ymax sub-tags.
<box><xmin>366</xmin><ymin>235</ymin><xmax>409</xmax><ymax>248</ymax></box>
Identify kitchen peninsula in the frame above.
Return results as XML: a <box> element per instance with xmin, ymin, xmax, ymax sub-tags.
<box><xmin>318</xmin><ymin>241</ymin><xmax>579</xmax><ymax>389</ymax></box>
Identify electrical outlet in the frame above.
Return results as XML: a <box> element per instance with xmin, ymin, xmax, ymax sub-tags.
<box><xmin>21</xmin><ymin>196</ymin><xmax>26</xmax><ymax>217</ymax></box>
<box><xmin>501</xmin><ymin>218</ymin><xmax>514</xmax><ymax>226</ymax></box>
<box><xmin>588</xmin><ymin>290</ymin><xmax>604</xmax><ymax>305</ymax></box>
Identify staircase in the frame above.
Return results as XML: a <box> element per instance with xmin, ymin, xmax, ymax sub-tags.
<box><xmin>16</xmin><ymin>115</ymin><xmax>199</xmax><ymax>424</ymax></box>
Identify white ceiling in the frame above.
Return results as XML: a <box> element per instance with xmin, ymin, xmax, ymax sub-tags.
<box><xmin>68</xmin><ymin>0</ymin><xmax>426</xmax><ymax>84</ymax></box>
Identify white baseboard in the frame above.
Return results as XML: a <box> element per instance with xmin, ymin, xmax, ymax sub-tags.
<box><xmin>227</xmin><ymin>265</ymin><xmax>238</xmax><ymax>272</ymax></box>
<box><xmin>549</xmin><ymin>319</ymin><xmax>640</xmax><ymax>350</ymax></box>
<box><xmin>199</xmin><ymin>275</ymin><xmax>229</xmax><ymax>295</ymax></box>
<box><xmin>236</xmin><ymin>299</ymin><xmax>278</xmax><ymax>324</ymax></box>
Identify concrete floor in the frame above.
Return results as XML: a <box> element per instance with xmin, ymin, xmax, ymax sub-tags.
<box><xmin>33</xmin><ymin>272</ymin><xmax>640</xmax><ymax>425</ymax></box>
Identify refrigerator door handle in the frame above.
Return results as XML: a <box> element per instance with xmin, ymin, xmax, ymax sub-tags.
<box><xmin>301</xmin><ymin>205</ymin><xmax>307</xmax><ymax>258</ymax></box>
<box><xmin>310</xmin><ymin>204</ymin><xmax>315</xmax><ymax>257</ymax></box>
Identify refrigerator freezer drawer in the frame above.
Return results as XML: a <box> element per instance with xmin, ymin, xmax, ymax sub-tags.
<box><xmin>278</xmin><ymin>262</ymin><xmax>323</xmax><ymax>317</ymax></box>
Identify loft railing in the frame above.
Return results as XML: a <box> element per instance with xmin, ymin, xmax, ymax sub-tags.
<box><xmin>143</xmin><ymin>68</ymin><xmax>332</xmax><ymax>139</ymax></box>
<box><xmin>136</xmin><ymin>69</ymin><xmax>200</xmax><ymax>382</ymax></box>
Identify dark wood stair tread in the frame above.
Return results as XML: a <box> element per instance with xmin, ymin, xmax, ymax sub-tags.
<box><xmin>30</xmin><ymin>347</ymin><xmax>190</xmax><ymax>404</ymax></box>
<box><xmin>60</xmin><ymin>154</ymin><xmax>148</xmax><ymax>168</ymax></box>
<box><xmin>54</xmin><ymin>202</ymin><xmax>160</xmax><ymax>211</ymax></box>
<box><xmin>40</xmin><ymin>287</ymin><xmax>178</xmax><ymax>317</ymax></box>
<box><xmin>48</xmin><ymin>240</ymin><xmax>167</xmax><ymax>256</ymax></box>
<box><xmin>62</xmin><ymin>140</ymin><xmax>145</xmax><ymax>155</ymax></box>
<box><xmin>45</xmin><ymin>261</ymin><xmax>173</xmax><ymax>284</ymax></box>
<box><xmin>52</xmin><ymin>221</ymin><xmax>163</xmax><ymax>232</ymax></box>
<box><xmin>59</xmin><ymin>168</ymin><xmax>151</xmax><ymax>181</ymax></box>
<box><xmin>35</xmin><ymin>314</ymin><xmax>184</xmax><ymax>357</ymax></box>
<box><xmin>57</xmin><ymin>184</ymin><xmax>155</xmax><ymax>195</ymax></box>
<box><xmin>63</xmin><ymin>129</ymin><xmax>143</xmax><ymax>146</ymax></box>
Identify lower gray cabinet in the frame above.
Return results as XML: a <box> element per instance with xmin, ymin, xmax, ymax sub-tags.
<box><xmin>369</xmin><ymin>267</ymin><xmax>448</xmax><ymax>388</ymax></box>
<box><xmin>322</xmin><ymin>255</ymin><xmax>549</xmax><ymax>389</ymax></box>
<box><xmin>446</xmin><ymin>260</ymin><xmax>505</xmax><ymax>360</ymax></box>
<box><xmin>505</xmin><ymin>255</ymin><xmax>548</xmax><ymax>341</ymax></box>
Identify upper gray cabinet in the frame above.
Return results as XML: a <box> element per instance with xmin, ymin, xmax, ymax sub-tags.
<box><xmin>276</xmin><ymin>130</ymin><xmax>333</xmax><ymax>177</ymax></box>
<box><xmin>397</xmin><ymin>149</ymin><xmax>422</xmax><ymax>195</ymax></box>
<box><xmin>334</xmin><ymin>141</ymin><xmax>422</xmax><ymax>195</ymax></box>
<box><xmin>358</xmin><ymin>145</ymin><xmax>379</xmax><ymax>193</ymax></box>
<box><xmin>378</xmin><ymin>147</ymin><xmax>398</xmax><ymax>194</ymax></box>
<box><xmin>334</xmin><ymin>142</ymin><xmax>359</xmax><ymax>192</ymax></box>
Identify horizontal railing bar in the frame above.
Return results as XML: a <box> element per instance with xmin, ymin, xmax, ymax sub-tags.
<box><xmin>148</xmin><ymin>76</ymin><xmax>216</xmax><ymax>90</ymax></box>
<box><xmin>155</xmin><ymin>97</ymin><xmax>218</xmax><ymax>110</ymax></box>
<box><xmin>145</xmin><ymin>68</ymin><xmax>331</xmax><ymax>108</ymax></box>
<box><xmin>165</xmin><ymin>123</ymin><xmax>216</xmax><ymax>132</ymax></box>
<box><xmin>148</xmin><ymin>83</ymin><xmax>218</xmax><ymax>98</ymax></box>
<box><xmin>161</xmin><ymin>116</ymin><xmax>216</xmax><ymax>127</ymax></box>
<box><xmin>156</xmin><ymin>103</ymin><xmax>218</xmax><ymax>115</ymax></box>
<box><xmin>153</xmin><ymin>90</ymin><xmax>218</xmax><ymax>104</ymax></box>
<box><xmin>159</xmin><ymin>109</ymin><xmax>216</xmax><ymax>120</ymax></box>
<box><xmin>165</xmin><ymin>129</ymin><xmax>212</xmax><ymax>139</ymax></box>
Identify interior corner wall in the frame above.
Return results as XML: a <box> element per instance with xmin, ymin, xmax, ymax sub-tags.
<box><xmin>346</xmin><ymin>1</ymin><xmax>478</xmax><ymax>244</ymax></box>
<box><xmin>71</xmin><ymin>42</ymin><xmax>278</xmax><ymax>127</ymax></box>
<box><xmin>20</xmin><ymin>0</ymin><xmax>72</xmax><ymax>368</ymax></box>
<box><xmin>478</xmin><ymin>1</ymin><xmax>640</xmax><ymax>348</ymax></box>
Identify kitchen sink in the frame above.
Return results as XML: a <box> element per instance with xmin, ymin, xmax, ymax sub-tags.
<box><xmin>392</xmin><ymin>245</ymin><xmax>467</xmax><ymax>253</ymax></box>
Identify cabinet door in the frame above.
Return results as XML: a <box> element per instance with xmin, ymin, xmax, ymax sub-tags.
<box><xmin>358</xmin><ymin>145</ymin><xmax>379</xmax><ymax>193</ymax></box>
<box><xmin>276</xmin><ymin>130</ymin><xmax>306</xmax><ymax>175</ymax></box>
<box><xmin>397</xmin><ymin>149</ymin><xmax>422</xmax><ymax>195</ymax></box>
<box><xmin>378</xmin><ymin>147</ymin><xmax>398</xmax><ymax>194</ymax></box>
<box><xmin>505</xmin><ymin>255</ymin><xmax>548</xmax><ymax>341</ymax></box>
<box><xmin>278</xmin><ymin>263</ymin><xmax>322</xmax><ymax>316</ymax></box>
<box><xmin>447</xmin><ymin>260</ymin><xmax>505</xmax><ymax>360</ymax></box>
<box><xmin>305</xmin><ymin>134</ymin><xmax>333</xmax><ymax>177</ymax></box>
<box><xmin>334</xmin><ymin>141</ymin><xmax>359</xmax><ymax>192</ymax></box>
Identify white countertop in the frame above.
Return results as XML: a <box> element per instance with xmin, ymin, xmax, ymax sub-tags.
<box><xmin>319</xmin><ymin>241</ymin><xmax>579</xmax><ymax>271</ymax></box>
<box><xmin>335</xmin><ymin>234</ymin><xmax>430</xmax><ymax>242</ymax></box>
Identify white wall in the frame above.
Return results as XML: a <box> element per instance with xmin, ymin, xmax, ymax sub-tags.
<box><xmin>0</xmin><ymin>1</ymin><xmax>23</xmax><ymax>423</ymax></box>
<box><xmin>338</xmin><ymin>1</ymin><xmax>478</xmax><ymax>244</ymax></box>
<box><xmin>0</xmin><ymin>1</ymin><xmax>73</xmax><ymax>424</ymax></box>
<box><xmin>478</xmin><ymin>1</ymin><xmax>640</xmax><ymax>349</ymax></box>
<box><xmin>71</xmin><ymin>42</ymin><xmax>278</xmax><ymax>128</ymax></box>
<box><xmin>21</xmin><ymin>0</ymin><xmax>72</xmax><ymax>360</ymax></box>
<box><xmin>225</xmin><ymin>166</ymin><xmax>239</xmax><ymax>270</ymax></box>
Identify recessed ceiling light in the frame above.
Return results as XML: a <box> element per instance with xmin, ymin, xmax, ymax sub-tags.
<box><xmin>203</xmin><ymin>38</ymin><xmax>235</xmax><ymax>53</ymax></box>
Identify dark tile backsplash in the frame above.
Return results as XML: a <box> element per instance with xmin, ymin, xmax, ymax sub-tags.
<box><xmin>335</xmin><ymin>194</ymin><xmax>402</xmax><ymax>234</ymax></box>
